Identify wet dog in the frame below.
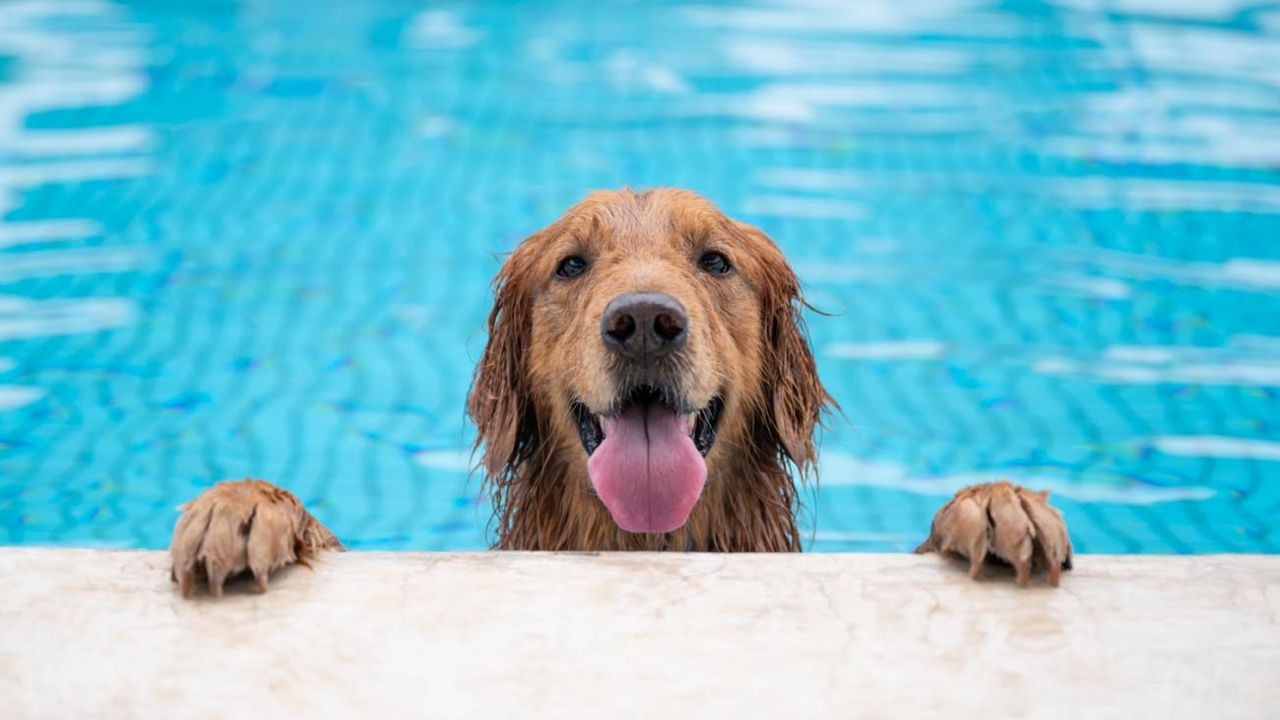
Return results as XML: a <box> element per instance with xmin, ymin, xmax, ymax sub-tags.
<box><xmin>170</xmin><ymin>189</ymin><xmax>1071</xmax><ymax>596</ymax></box>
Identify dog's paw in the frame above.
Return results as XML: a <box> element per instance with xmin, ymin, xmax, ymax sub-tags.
<box><xmin>169</xmin><ymin>479</ymin><xmax>341</xmax><ymax>598</ymax></box>
<box><xmin>914</xmin><ymin>481</ymin><xmax>1072</xmax><ymax>586</ymax></box>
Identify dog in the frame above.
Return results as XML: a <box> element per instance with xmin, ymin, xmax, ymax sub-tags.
<box><xmin>169</xmin><ymin>188</ymin><xmax>1072</xmax><ymax>597</ymax></box>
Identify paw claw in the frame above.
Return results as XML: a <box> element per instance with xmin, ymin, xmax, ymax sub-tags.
<box><xmin>207</xmin><ymin>572</ymin><xmax>226</xmax><ymax>599</ymax></box>
<box><xmin>168</xmin><ymin>479</ymin><xmax>339</xmax><ymax>598</ymax></box>
<box><xmin>918</xmin><ymin>481</ymin><xmax>1072</xmax><ymax>587</ymax></box>
<box><xmin>967</xmin><ymin>554</ymin><xmax>984</xmax><ymax>580</ymax></box>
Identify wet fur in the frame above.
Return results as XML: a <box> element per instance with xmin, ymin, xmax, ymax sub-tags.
<box><xmin>467</xmin><ymin>188</ymin><xmax>833</xmax><ymax>551</ymax></box>
<box><xmin>169</xmin><ymin>189</ymin><xmax>1073</xmax><ymax>596</ymax></box>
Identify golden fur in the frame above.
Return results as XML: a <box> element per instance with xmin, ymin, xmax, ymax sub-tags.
<box><xmin>168</xmin><ymin>188</ymin><xmax>1073</xmax><ymax>596</ymax></box>
<box><xmin>467</xmin><ymin>188</ymin><xmax>832</xmax><ymax>551</ymax></box>
<box><xmin>169</xmin><ymin>479</ymin><xmax>340</xmax><ymax>597</ymax></box>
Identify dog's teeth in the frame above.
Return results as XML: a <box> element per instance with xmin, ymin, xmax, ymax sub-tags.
<box><xmin>685</xmin><ymin>414</ymin><xmax>696</xmax><ymax>433</ymax></box>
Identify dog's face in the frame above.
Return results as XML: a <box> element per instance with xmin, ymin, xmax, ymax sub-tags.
<box><xmin>470</xmin><ymin>189</ymin><xmax>827</xmax><ymax>537</ymax></box>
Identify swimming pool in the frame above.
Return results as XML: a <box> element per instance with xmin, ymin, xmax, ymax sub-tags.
<box><xmin>1</xmin><ymin>0</ymin><xmax>1277</xmax><ymax>553</ymax></box>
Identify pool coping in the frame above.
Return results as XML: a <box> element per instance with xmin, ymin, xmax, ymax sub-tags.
<box><xmin>2</xmin><ymin>548</ymin><xmax>1277</xmax><ymax>718</ymax></box>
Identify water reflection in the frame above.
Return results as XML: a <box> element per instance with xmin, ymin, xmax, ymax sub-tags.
<box><xmin>0</xmin><ymin>0</ymin><xmax>147</xmax><ymax>344</ymax></box>
<box><xmin>0</xmin><ymin>0</ymin><xmax>1276</xmax><ymax>553</ymax></box>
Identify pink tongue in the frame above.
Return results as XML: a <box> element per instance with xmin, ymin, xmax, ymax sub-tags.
<box><xmin>587</xmin><ymin>404</ymin><xmax>707</xmax><ymax>533</ymax></box>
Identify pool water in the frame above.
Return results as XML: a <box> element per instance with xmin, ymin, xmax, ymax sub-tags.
<box><xmin>2</xmin><ymin>0</ymin><xmax>1278</xmax><ymax>553</ymax></box>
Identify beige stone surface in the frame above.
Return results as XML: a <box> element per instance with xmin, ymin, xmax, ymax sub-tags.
<box><xmin>1</xmin><ymin>549</ymin><xmax>1277</xmax><ymax>719</ymax></box>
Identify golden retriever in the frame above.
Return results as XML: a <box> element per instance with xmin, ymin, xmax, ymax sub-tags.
<box><xmin>170</xmin><ymin>188</ymin><xmax>1072</xmax><ymax>597</ymax></box>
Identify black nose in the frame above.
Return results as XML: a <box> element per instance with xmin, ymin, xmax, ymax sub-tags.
<box><xmin>601</xmin><ymin>292</ymin><xmax>688</xmax><ymax>361</ymax></box>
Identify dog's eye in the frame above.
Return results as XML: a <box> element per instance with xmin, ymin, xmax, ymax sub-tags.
<box><xmin>698</xmin><ymin>251</ymin><xmax>732</xmax><ymax>275</ymax></box>
<box><xmin>556</xmin><ymin>256</ymin><xmax>588</xmax><ymax>279</ymax></box>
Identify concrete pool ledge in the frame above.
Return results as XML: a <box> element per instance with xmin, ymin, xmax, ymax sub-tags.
<box><xmin>1</xmin><ymin>550</ymin><xmax>1277</xmax><ymax>719</ymax></box>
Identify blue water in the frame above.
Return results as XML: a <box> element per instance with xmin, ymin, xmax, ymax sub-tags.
<box><xmin>1</xmin><ymin>0</ymin><xmax>1278</xmax><ymax>553</ymax></box>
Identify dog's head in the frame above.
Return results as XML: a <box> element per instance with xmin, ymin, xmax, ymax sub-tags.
<box><xmin>469</xmin><ymin>188</ymin><xmax>830</xmax><ymax>535</ymax></box>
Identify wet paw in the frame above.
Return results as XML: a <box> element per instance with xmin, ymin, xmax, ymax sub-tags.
<box><xmin>914</xmin><ymin>481</ymin><xmax>1072</xmax><ymax>586</ymax></box>
<box><xmin>169</xmin><ymin>479</ymin><xmax>341</xmax><ymax>598</ymax></box>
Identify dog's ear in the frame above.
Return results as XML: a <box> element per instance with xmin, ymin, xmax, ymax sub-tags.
<box><xmin>734</xmin><ymin>221</ymin><xmax>832</xmax><ymax>471</ymax></box>
<box><xmin>467</xmin><ymin>236</ymin><xmax>544</xmax><ymax>480</ymax></box>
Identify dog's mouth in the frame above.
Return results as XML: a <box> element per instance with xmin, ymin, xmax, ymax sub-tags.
<box><xmin>572</xmin><ymin>386</ymin><xmax>723</xmax><ymax>534</ymax></box>
<box><xmin>572</xmin><ymin>386</ymin><xmax>723</xmax><ymax>458</ymax></box>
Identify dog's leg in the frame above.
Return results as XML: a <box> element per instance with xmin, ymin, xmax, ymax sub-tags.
<box><xmin>168</xmin><ymin>479</ymin><xmax>341</xmax><ymax>598</ymax></box>
<box><xmin>914</xmin><ymin>481</ymin><xmax>1072</xmax><ymax>586</ymax></box>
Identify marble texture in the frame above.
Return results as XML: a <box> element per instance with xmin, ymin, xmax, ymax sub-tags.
<box><xmin>1</xmin><ymin>549</ymin><xmax>1277</xmax><ymax>719</ymax></box>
